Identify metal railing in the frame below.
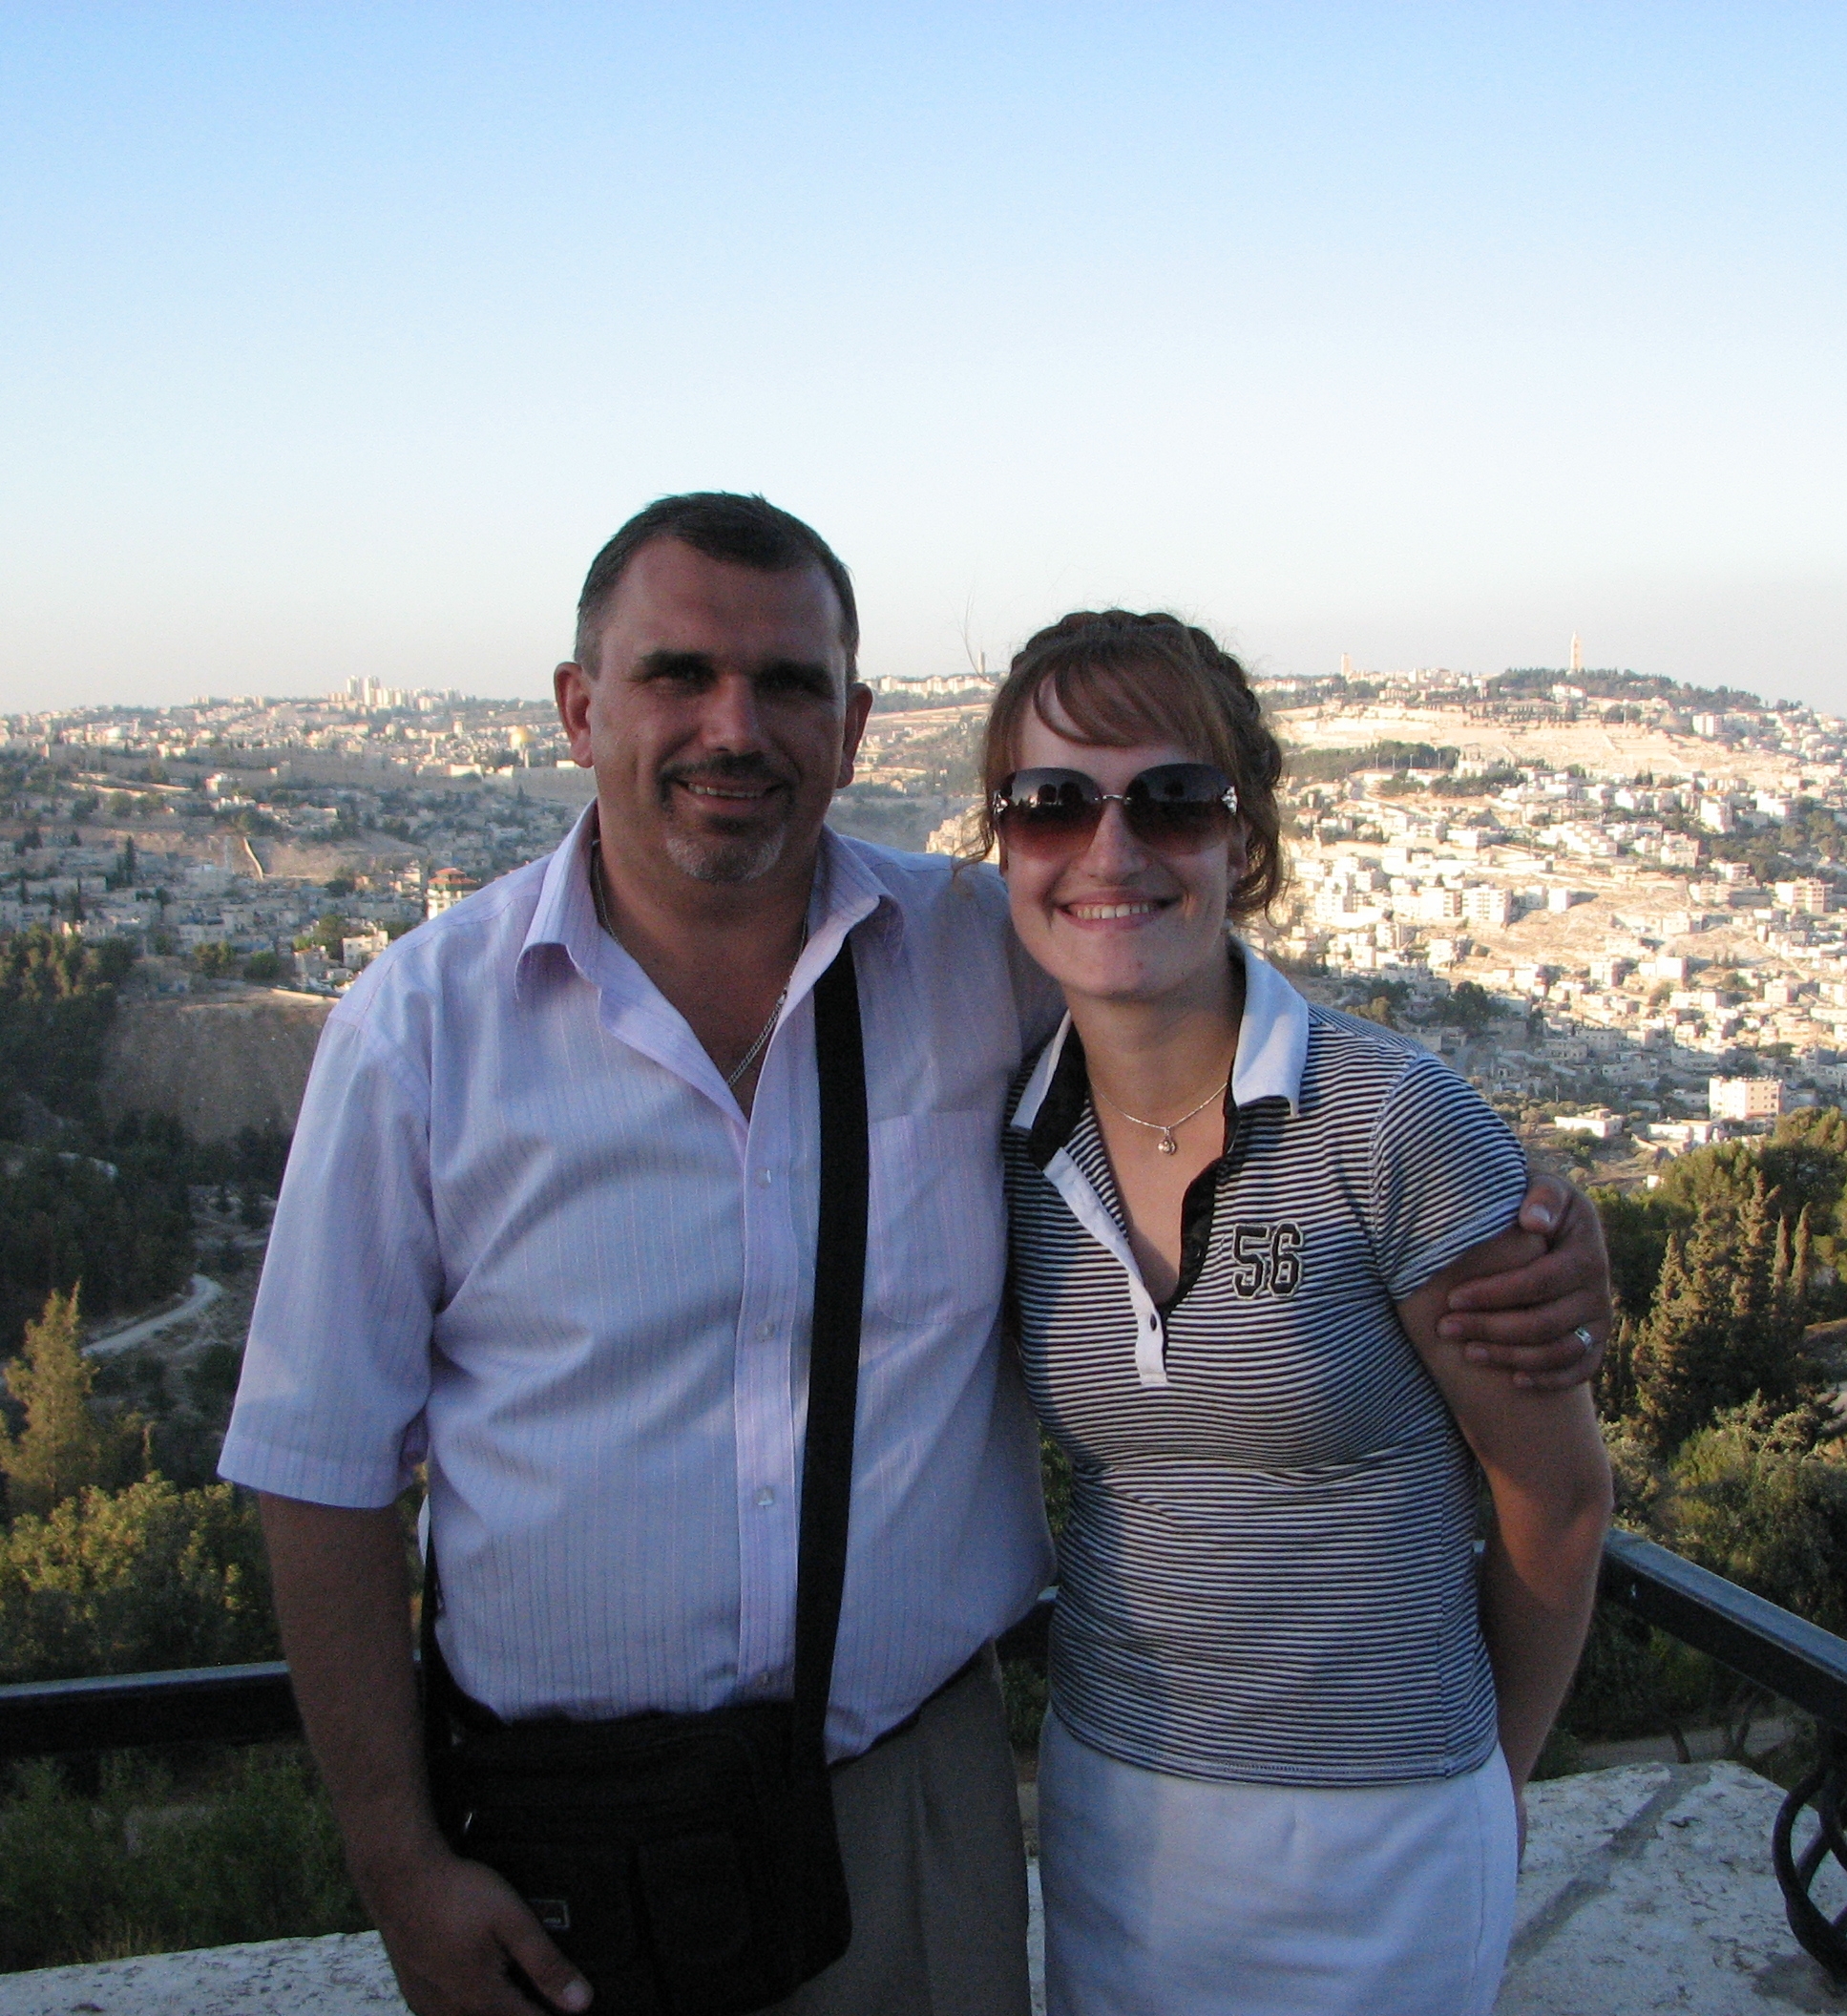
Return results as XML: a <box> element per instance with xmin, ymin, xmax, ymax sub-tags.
<box><xmin>5</xmin><ymin>1534</ymin><xmax>1847</xmax><ymax>1980</ymax></box>
<box><xmin>1597</xmin><ymin>1527</ymin><xmax>1847</xmax><ymax>1981</ymax></box>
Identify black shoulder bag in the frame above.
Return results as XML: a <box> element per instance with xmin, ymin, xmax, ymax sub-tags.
<box><xmin>422</xmin><ymin>939</ymin><xmax>869</xmax><ymax>2016</ymax></box>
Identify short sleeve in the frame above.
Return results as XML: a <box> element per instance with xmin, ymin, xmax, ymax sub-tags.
<box><xmin>217</xmin><ymin>1013</ymin><xmax>443</xmax><ymax>1507</ymax></box>
<box><xmin>1364</xmin><ymin>1051</ymin><xmax>1528</xmax><ymax>1302</ymax></box>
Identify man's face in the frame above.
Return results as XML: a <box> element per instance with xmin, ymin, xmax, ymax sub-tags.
<box><xmin>556</xmin><ymin>538</ymin><xmax>871</xmax><ymax>888</ymax></box>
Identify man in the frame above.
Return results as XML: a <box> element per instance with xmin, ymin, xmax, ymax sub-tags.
<box><xmin>221</xmin><ymin>494</ymin><xmax>1611</xmax><ymax>2016</ymax></box>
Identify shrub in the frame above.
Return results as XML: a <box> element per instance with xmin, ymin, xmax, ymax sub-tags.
<box><xmin>0</xmin><ymin>1477</ymin><xmax>277</xmax><ymax>1684</ymax></box>
<box><xmin>0</xmin><ymin>1748</ymin><xmax>365</xmax><ymax>1972</ymax></box>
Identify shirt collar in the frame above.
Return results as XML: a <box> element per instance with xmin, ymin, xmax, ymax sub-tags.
<box><xmin>1010</xmin><ymin>935</ymin><xmax>1311</xmax><ymax>1162</ymax></box>
<box><xmin>514</xmin><ymin>804</ymin><xmax>902</xmax><ymax>1002</ymax></box>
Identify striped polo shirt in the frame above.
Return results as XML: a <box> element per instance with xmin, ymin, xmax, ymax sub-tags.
<box><xmin>1003</xmin><ymin>944</ymin><xmax>1529</xmax><ymax>1787</ymax></box>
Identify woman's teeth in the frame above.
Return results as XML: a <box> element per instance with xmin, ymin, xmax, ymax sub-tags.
<box><xmin>1066</xmin><ymin>901</ymin><xmax>1162</xmax><ymax>920</ymax></box>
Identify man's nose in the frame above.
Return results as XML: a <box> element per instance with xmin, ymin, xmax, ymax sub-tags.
<box><xmin>697</xmin><ymin>672</ymin><xmax>768</xmax><ymax>752</ymax></box>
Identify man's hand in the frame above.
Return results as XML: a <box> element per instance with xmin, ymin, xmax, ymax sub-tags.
<box><xmin>257</xmin><ymin>1496</ymin><xmax>593</xmax><ymax>2016</ymax></box>
<box><xmin>1435</xmin><ymin>1170</ymin><xmax>1614</xmax><ymax>1391</ymax></box>
<box><xmin>363</xmin><ymin>1842</ymin><xmax>592</xmax><ymax>2016</ymax></box>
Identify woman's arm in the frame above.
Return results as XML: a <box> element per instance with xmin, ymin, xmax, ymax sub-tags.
<box><xmin>1398</xmin><ymin>1262</ymin><xmax>1614</xmax><ymax>1791</ymax></box>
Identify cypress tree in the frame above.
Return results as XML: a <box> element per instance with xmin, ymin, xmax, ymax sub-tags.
<box><xmin>0</xmin><ymin>1288</ymin><xmax>107</xmax><ymax>1521</ymax></box>
<box><xmin>1631</xmin><ymin>1177</ymin><xmax>1815</xmax><ymax>1457</ymax></box>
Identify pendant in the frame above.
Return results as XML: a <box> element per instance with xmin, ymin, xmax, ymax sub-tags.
<box><xmin>1157</xmin><ymin>1133</ymin><xmax>1178</xmax><ymax>1155</ymax></box>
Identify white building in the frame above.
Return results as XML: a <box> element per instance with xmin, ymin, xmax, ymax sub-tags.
<box><xmin>1774</xmin><ymin>879</ymin><xmax>1833</xmax><ymax>914</ymax></box>
<box><xmin>1551</xmin><ymin>1110</ymin><xmax>1624</xmax><ymax>1142</ymax></box>
<box><xmin>1708</xmin><ymin>1077</ymin><xmax>1783</xmax><ymax>1122</ymax></box>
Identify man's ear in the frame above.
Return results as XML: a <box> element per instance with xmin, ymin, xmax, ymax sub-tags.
<box><xmin>834</xmin><ymin>682</ymin><xmax>874</xmax><ymax>788</ymax></box>
<box><xmin>555</xmin><ymin>662</ymin><xmax>596</xmax><ymax>768</ymax></box>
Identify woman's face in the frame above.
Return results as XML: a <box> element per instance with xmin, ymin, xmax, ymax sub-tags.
<box><xmin>999</xmin><ymin>702</ymin><xmax>1249</xmax><ymax>1011</ymax></box>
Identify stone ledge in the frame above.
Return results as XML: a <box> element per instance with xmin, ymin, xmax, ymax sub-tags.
<box><xmin>3</xmin><ymin>1763</ymin><xmax>1841</xmax><ymax>2013</ymax></box>
<box><xmin>1496</xmin><ymin>1761</ymin><xmax>1842</xmax><ymax>2012</ymax></box>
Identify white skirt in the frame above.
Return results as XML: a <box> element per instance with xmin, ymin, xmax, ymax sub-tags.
<box><xmin>1039</xmin><ymin>1709</ymin><xmax>1519</xmax><ymax>2016</ymax></box>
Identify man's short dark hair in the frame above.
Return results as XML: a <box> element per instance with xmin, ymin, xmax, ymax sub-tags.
<box><xmin>575</xmin><ymin>493</ymin><xmax>859</xmax><ymax>677</ymax></box>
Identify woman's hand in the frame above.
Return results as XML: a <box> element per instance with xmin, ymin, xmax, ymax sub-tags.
<box><xmin>1436</xmin><ymin>1169</ymin><xmax>1614</xmax><ymax>1390</ymax></box>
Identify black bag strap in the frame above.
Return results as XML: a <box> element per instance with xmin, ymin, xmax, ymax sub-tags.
<box><xmin>422</xmin><ymin>934</ymin><xmax>870</xmax><ymax>1770</ymax></box>
<box><xmin>790</xmin><ymin>935</ymin><xmax>868</xmax><ymax>1764</ymax></box>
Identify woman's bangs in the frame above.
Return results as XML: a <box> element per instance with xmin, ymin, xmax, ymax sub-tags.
<box><xmin>1033</xmin><ymin>656</ymin><xmax>1226</xmax><ymax>766</ymax></box>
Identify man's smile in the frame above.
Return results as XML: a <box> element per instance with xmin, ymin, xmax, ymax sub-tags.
<box><xmin>679</xmin><ymin>779</ymin><xmax>778</xmax><ymax>801</ymax></box>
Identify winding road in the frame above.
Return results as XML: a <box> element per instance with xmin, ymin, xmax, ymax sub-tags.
<box><xmin>82</xmin><ymin>1273</ymin><xmax>224</xmax><ymax>1359</ymax></box>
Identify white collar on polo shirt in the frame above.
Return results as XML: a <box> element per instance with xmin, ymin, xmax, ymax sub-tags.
<box><xmin>1007</xmin><ymin>937</ymin><xmax>1310</xmax><ymax>1391</ymax></box>
<box><xmin>1009</xmin><ymin>935</ymin><xmax>1310</xmax><ymax>1138</ymax></box>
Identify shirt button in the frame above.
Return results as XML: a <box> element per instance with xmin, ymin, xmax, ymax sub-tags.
<box><xmin>757</xmin><ymin>1670</ymin><xmax>773</xmax><ymax>1688</ymax></box>
<box><xmin>758</xmin><ymin>1169</ymin><xmax>774</xmax><ymax>1186</ymax></box>
<box><xmin>754</xmin><ymin>1485</ymin><xmax>775</xmax><ymax>1508</ymax></box>
<box><xmin>759</xmin><ymin>1318</ymin><xmax>775</xmax><ymax>1339</ymax></box>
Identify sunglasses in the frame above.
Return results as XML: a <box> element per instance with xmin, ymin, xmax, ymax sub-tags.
<box><xmin>991</xmin><ymin>763</ymin><xmax>1240</xmax><ymax>857</ymax></box>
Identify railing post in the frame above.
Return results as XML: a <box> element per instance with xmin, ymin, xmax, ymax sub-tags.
<box><xmin>1774</xmin><ymin>1725</ymin><xmax>1847</xmax><ymax>1982</ymax></box>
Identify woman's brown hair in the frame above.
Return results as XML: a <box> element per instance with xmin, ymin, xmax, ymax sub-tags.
<box><xmin>976</xmin><ymin>609</ymin><xmax>1287</xmax><ymax>920</ymax></box>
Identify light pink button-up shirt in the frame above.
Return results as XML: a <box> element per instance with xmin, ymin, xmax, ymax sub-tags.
<box><xmin>220</xmin><ymin>811</ymin><xmax>1060</xmax><ymax>1758</ymax></box>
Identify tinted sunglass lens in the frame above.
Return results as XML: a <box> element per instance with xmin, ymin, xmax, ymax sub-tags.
<box><xmin>1123</xmin><ymin>766</ymin><xmax>1234</xmax><ymax>848</ymax></box>
<box><xmin>997</xmin><ymin>770</ymin><xmax>1103</xmax><ymax>849</ymax></box>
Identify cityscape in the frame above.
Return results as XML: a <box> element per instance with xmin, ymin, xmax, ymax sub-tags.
<box><xmin>9</xmin><ymin>655</ymin><xmax>1840</xmax><ymax>1191</ymax></box>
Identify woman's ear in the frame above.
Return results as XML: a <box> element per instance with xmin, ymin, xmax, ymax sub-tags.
<box><xmin>1224</xmin><ymin>821</ymin><xmax>1250</xmax><ymax>904</ymax></box>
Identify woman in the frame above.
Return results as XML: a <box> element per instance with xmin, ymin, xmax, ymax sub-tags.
<box><xmin>986</xmin><ymin>612</ymin><xmax>1612</xmax><ymax>2016</ymax></box>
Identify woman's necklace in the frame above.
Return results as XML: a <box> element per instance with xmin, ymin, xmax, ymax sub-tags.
<box><xmin>588</xmin><ymin>842</ymin><xmax>806</xmax><ymax>1094</ymax></box>
<box><xmin>1092</xmin><ymin>1073</ymin><xmax>1231</xmax><ymax>1156</ymax></box>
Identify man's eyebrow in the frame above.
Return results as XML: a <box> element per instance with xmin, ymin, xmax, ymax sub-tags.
<box><xmin>755</xmin><ymin>657</ymin><xmax>836</xmax><ymax>691</ymax></box>
<box><xmin>633</xmin><ymin>649</ymin><xmax>716</xmax><ymax>682</ymax></box>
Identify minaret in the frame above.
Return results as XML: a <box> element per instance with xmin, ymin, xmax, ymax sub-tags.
<box><xmin>1570</xmin><ymin>633</ymin><xmax>1583</xmax><ymax>676</ymax></box>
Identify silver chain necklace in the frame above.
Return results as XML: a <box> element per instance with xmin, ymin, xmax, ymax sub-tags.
<box><xmin>1093</xmin><ymin>1074</ymin><xmax>1231</xmax><ymax>1155</ymax></box>
<box><xmin>588</xmin><ymin>840</ymin><xmax>804</xmax><ymax>1095</ymax></box>
<box><xmin>724</xmin><ymin>986</ymin><xmax>791</xmax><ymax>1091</ymax></box>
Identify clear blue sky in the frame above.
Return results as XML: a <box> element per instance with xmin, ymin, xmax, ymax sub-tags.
<box><xmin>3</xmin><ymin>3</ymin><xmax>1842</xmax><ymax>714</ymax></box>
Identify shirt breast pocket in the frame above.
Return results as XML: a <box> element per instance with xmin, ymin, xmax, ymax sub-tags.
<box><xmin>865</xmin><ymin>1111</ymin><xmax>1007</xmax><ymax>1343</ymax></box>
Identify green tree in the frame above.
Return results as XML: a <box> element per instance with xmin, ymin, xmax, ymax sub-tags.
<box><xmin>0</xmin><ymin>1475</ymin><xmax>276</xmax><ymax>1682</ymax></box>
<box><xmin>1592</xmin><ymin>1186</ymin><xmax>1679</xmax><ymax>1320</ymax></box>
<box><xmin>1630</xmin><ymin>1177</ymin><xmax>1813</xmax><ymax>1456</ymax></box>
<box><xmin>0</xmin><ymin>926</ymin><xmax>135</xmax><ymax>1132</ymax></box>
<box><xmin>0</xmin><ymin>1290</ymin><xmax>109</xmax><ymax>1521</ymax></box>
<box><xmin>0</xmin><ymin>1146</ymin><xmax>194</xmax><ymax>1353</ymax></box>
<box><xmin>1438</xmin><ymin>980</ymin><xmax>1495</xmax><ymax>1032</ymax></box>
<box><xmin>1661</xmin><ymin>1398</ymin><xmax>1847</xmax><ymax>1635</ymax></box>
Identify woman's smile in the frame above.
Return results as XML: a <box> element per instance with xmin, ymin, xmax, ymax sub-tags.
<box><xmin>1060</xmin><ymin>896</ymin><xmax>1170</xmax><ymax>924</ymax></box>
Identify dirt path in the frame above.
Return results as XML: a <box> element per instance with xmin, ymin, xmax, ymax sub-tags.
<box><xmin>83</xmin><ymin>1274</ymin><xmax>225</xmax><ymax>1358</ymax></box>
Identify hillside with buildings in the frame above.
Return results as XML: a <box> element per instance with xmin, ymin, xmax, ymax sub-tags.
<box><xmin>0</xmin><ymin>662</ymin><xmax>1840</xmax><ymax>1181</ymax></box>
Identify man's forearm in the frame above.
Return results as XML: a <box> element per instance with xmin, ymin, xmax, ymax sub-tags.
<box><xmin>259</xmin><ymin>1494</ymin><xmax>443</xmax><ymax>1899</ymax></box>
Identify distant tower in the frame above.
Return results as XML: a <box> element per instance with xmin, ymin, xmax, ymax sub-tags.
<box><xmin>1339</xmin><ymin>653</ymin><xmax>1353</xmax><ymax>681</ymax></box>
<box><xmin>1569</xmin><ymin>634</ymin><xmax>1583</xmax><ymax>676</ymax></box>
